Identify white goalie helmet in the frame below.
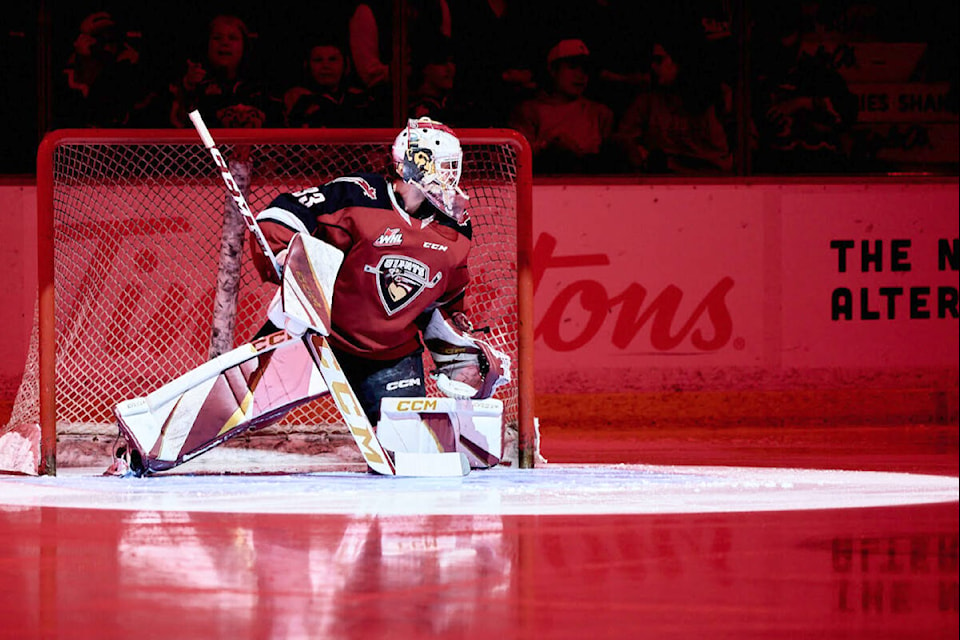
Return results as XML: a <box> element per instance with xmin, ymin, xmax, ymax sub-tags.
<box><xmin>392</xmin><ymin>117</ymin><xmax>470</xmax><ymax>224</ymax></box>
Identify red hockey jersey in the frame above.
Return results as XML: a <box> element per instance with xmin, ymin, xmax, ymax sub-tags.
<box><xmin>253</xmin><ymin>173</ymin><xmax>472</xmax><ymax>360</ymax></box>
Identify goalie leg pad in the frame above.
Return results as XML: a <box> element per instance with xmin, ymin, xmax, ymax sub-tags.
<box><xmin>377</xmin><ymin>398</ymin><xmax>460</xmax><ymax>455</ymax></box>
<box><xmin>114</xmin><ymin>331</ymin><xmax>327</xmax><ymax>474</ymax></box>
<box><xmin>377</xmin><ymin>397</ymin><xmax>503</xmax><ymax>469</ymax></box>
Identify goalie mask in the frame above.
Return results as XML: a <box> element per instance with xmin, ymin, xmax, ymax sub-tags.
<box><xmin>392</xmin><ymin>117</ymin><xmax>470</xmax><ymax>225</ymax></box>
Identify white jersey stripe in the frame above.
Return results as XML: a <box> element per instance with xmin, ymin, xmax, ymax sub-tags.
<box><xmin>256</xmin><ymin>206</ymin><xmax>310</xmax><ymax>234</ymax></box>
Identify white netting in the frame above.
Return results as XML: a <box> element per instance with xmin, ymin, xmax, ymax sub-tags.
<box><xmin>5</xmin><ymin>131</ymin><xmax>528</xmax><ymax>468</ymax></box>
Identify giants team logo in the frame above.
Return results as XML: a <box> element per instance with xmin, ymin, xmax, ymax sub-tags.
<box><xmin>374</xmin><ymin>228</ymin><xmax>403</xmax><ymax>247</ymax></box>
<box><xmin>364</xmin><ymin>255</ymin><xmax>443</xmax><ymax>315</ymax></box>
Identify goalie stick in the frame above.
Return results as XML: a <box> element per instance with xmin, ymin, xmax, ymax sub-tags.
<box><xmin>187</xmin><ymin>110</ymin><xmax>395</xmax><ymax>475</ymax></box>
<box><xmin>188</xmin><ymin>111</ymin><xmax>281</xmax><ymax>276</ymax></box>
<box><xmin>188</xmin><ymin>110</ymin><xmax>468</xmax><ymax>477</ymax></box>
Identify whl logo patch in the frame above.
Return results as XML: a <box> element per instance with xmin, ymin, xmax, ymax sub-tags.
<box><xmin>374</xmin><ymin>228</ymin><xmax>403</xmax><ymax>247</ymax></box>
<box><xmin>363</xmin><ymin>255</ymin><xmax>442</xmax><ymax>315</ymax></box>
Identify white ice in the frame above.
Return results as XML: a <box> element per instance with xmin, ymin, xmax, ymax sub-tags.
<box><xmin>1</xmin><ymin>462</ymin><xmax>956</xmax><ymax>516</ymax></box>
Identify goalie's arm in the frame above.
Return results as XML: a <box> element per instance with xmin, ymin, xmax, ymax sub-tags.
<box><xmin>250</xmin><ymin>183</ymin><xmax>369</xmax><ymax>284</ymax></box>
<box><xmin>249</xmin><ymin>210</ymin><xmax>301</xmax><ymax>284</ymax></box>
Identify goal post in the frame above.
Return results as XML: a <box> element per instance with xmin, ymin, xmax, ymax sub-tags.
<box><xmin>20</xmin><ymin>127</ymin><xmax>535</xmax><ymax>475</ymax></box>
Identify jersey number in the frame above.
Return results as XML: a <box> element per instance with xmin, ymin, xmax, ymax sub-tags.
<box><xmin>293</xmin><ymin>187</ymin><xmax>326</xmax><ymax>207</ymax></box>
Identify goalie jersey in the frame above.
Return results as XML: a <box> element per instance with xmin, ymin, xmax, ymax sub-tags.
<box><xmin>253</xmin><ymin>172</ymin><xmax>472</xmax><ymax>361</ymax></box>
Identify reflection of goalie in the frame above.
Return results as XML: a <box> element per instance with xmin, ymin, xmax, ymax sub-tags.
<box><xmin>114</xmin><ymin>510</ymin><xmax>513</xmax><ymax>637</ymax></box>
<box><xmin>110</xmin><ymin>118</ymin><xmax>510</xmax><ymax>475</ymax></box>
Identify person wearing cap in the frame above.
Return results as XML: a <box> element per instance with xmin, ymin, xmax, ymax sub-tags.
<box><xmin>508</xmin><ymin>38</ymin><xmax>616</xmax><ymax>174</ymax></box>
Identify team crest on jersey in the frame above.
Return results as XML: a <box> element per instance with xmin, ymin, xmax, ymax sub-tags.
<box><xmin>374</xmin><ymin>228</ymin><xmax>403</xmax><ymax>247</ymax></box>
<box><xmin>329</xmin><ymin>176</ymin><xmax>377</xmax><ymax>199</ymax></box>
<box><xmin>363</xmin><ymin>255</ymin><xmax>443</xmax><ymax>315</ymax></box>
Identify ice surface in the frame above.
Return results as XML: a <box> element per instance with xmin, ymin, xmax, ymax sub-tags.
<box><xmin>0</xmin><ymin>464</ymin><xmax>956</xmax><ymax>516</ymax></box>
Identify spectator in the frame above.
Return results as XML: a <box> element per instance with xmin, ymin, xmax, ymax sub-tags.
<box><xmin>451</xmin><ymin>0</ymin><xmax>539</xmax><ymax>126</ymax></box>
<box><xmin>509</xmin><ymin>39</ymin><xmax>616</xmax><ymax>174</ymax></box>
<box><xmin>408</xmin><ymin>37</ymin><xmax>468</xmax><ymax>124</ymax></box>
<box><xmin>167</xmin><ymin>14</ymin><xmax>277</xmax><ymax>129</ymax></box>
<box><xmin>614</xmin><ymin>28</ymin><xmax>733</xmax><ymax>174</ymax></box>
<box><xmin>751</xmin><ymin>9</ymin><xmax>859</xmax><ymax>174</ymax></box>
<box><xmin>282</xmin><ymin>39</ymin><xmax>369</xmax><ymax>128</ymax></box>
<box><xmin>348</xmin><ymin>1</ymin><xmax>393</xmax><ymax>125</ymax></box>
<box><xmin>56</xmin><ymin>11</ymin><xmax>157</xmax><ymax>128</ymax></box>
<box><xmin>532</xmin><ymin>0</ymin><xmax>653</xmax><ymax>116</ymax></box>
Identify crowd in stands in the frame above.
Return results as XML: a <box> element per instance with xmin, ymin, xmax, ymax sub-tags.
<box><xmin>46</xmin><ymin>0</ymin><xmax>957</xmax><ymax>176</ymax></box>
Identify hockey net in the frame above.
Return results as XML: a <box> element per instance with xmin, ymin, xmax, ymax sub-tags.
<box><xmin>7</xmin><ymin>128</ymin><xmax>534</xmax><ymax>474</ymax></box>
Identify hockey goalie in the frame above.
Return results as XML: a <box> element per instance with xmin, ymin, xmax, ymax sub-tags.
<box><xmin>110</xmin><ymin>117</ymin><xmax>511</xmax><ymax>477</ymax></box>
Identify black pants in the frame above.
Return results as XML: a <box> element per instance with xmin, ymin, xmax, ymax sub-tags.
<box><xmin>330</xmin><ymin>345</ymin><xmax>426</xmax><ymax>426</ymax></box>
<box><xmin>254</xmin><ymin>320</ymin><xmax>425</xmax><ymax>426</ymax></box>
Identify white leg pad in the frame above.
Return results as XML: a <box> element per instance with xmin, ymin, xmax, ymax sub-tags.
<box><xmin>378</xmin><ymin>397</ymin><xmax>504</xmax><ymax>470</ymax></box>
<box><xmin>115</xmin><ymin>332</ymin><xmax>327</xmax><ymax>473</ymax></box>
